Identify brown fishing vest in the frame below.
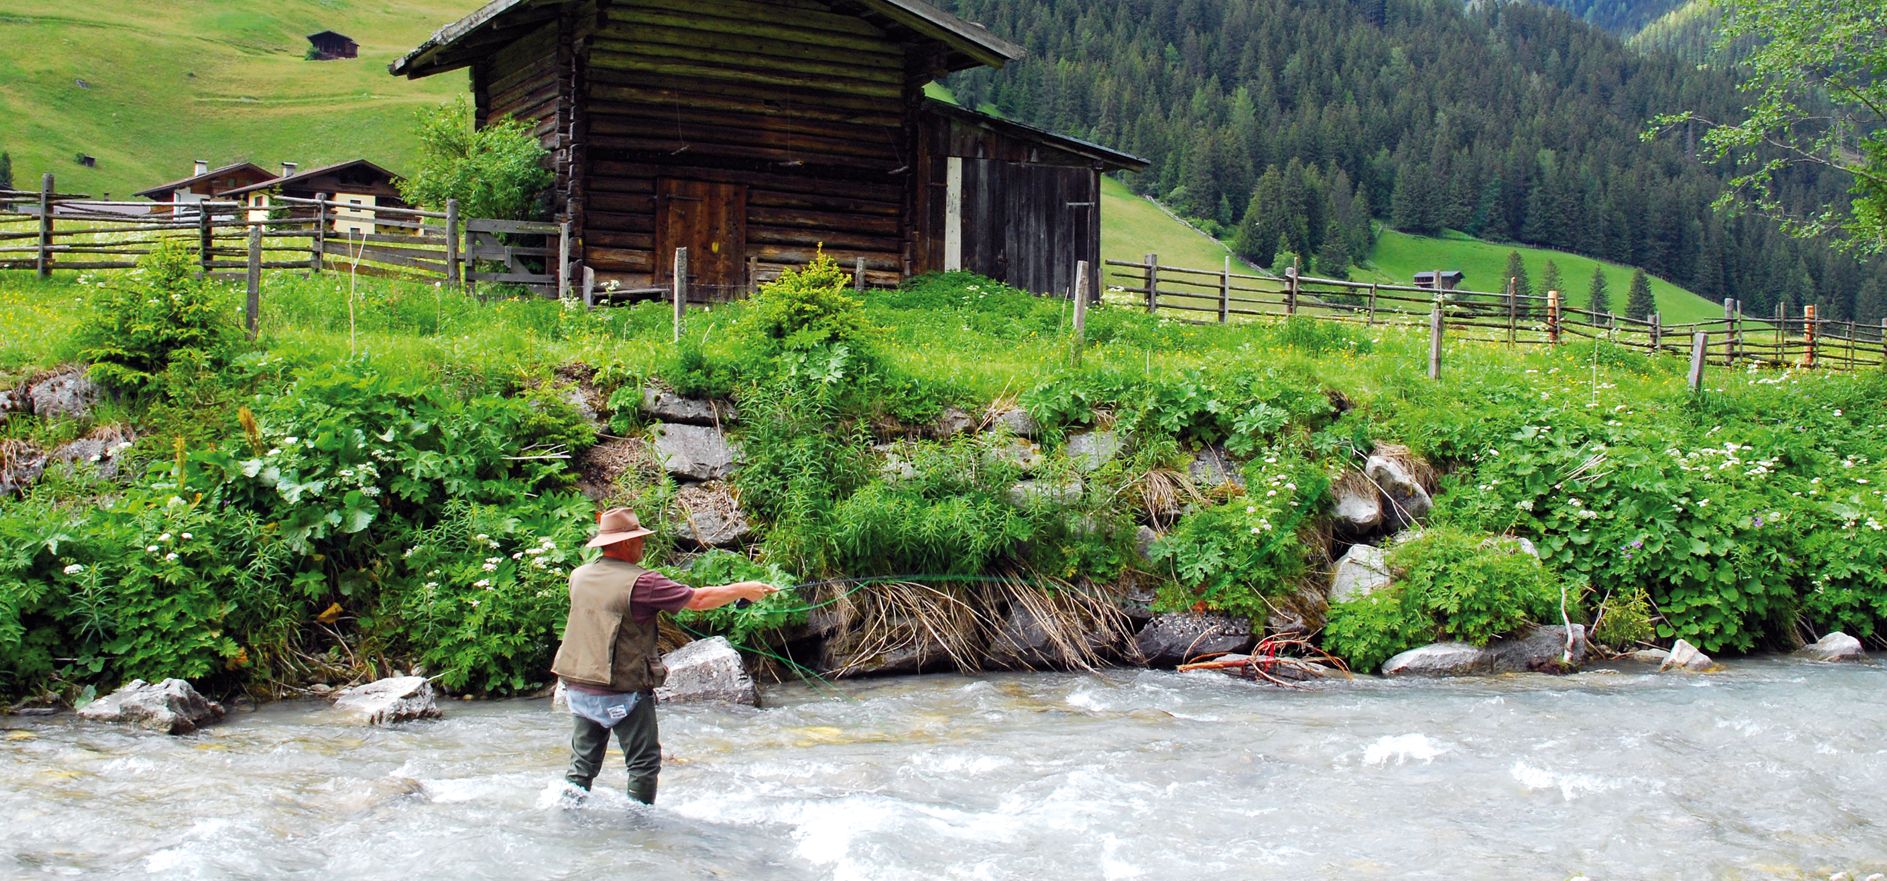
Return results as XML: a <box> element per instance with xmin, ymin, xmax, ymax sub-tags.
<box><xmin>551</xmin><ymin>558</ymin><xmax>669</xmax><ymax>693</ymax></box>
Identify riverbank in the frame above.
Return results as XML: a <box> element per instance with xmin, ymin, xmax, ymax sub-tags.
<box><xmin>6</xmin><ymin>661</ymin><xmax>1886</xmax><ymax>879</ymax></box>
<box><xmin>1</xmin><ymin>255</ymin><xmax>1885</xmax><ymax>707</ymax></box>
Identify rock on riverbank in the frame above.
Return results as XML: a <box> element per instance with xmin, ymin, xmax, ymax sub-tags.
<box><xmin>78</xmin><ymin>679</ymin><xmax>224</xmax><ymax>734</ymax></box>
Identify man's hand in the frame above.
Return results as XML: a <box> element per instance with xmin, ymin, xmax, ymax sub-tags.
<box><xmin>685</xmin><ymin>580</ymin><xmax>781</xmax><ymax>611</ymax></box>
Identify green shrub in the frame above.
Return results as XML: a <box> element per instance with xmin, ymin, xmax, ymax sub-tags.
<box><xmin>75</xmin><ymin>240</ymin><xmax>240</xmax><ymax>394</ymax></box>
<box><xmin>398</xmin><ymin>97</ymin><xmax>553</xmax><ymax>220</ymax></box>
<box><xmin>740</xmin><ymin>249</ymin><xmax>881</xmax><ymax>356</ymax></box>
<box><xmin>1148</xmin><ymin>446</ymin><xmax>1329</xmax><ymax>618</ymax></box>
<box><xmin>1324</xmin><ymin>527</ymin><xmax>1580</xmax><ymax>672</ymax></box>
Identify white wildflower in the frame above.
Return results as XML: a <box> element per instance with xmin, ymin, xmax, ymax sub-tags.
<box><xmin>1516</xmin><ymin>500</ymin><xmax>1534</xmax><ymax>511</ymax></box>
<box><xmin>146</xmin><ymin>545</ymin><xmax>160</xmax><ymax>553</ymax></box>
<box><xmin>165</xmin><ymin>553</ymin><xmax>179</xmax><ymax>561</ymax></box>
<box><xmin>473</xmin><ymin>579</ymin><xmax>491</xmax><ymax>588</ymax></box>
<box><xmin>62</xmin><ymin>564</ymin><xmax>84</xmax><ymax>575</ymax></box>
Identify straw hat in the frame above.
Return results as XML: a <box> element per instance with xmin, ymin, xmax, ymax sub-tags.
<box><xmin>585</xmin><ymin>508</ymin><xmax>656</xmax><ymax>548</ymax></box>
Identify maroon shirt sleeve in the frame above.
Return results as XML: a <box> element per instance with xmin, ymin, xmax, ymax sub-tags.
<box><xmin>630</xmin><ymin>571</ymin><xmax>696</xmax><ymax>624</ymax></box>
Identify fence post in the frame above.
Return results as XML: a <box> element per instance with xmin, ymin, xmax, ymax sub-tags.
<box><xmin>1880</xmin><ymin>318</ymin><xmax>1886</xmax><ymax>369</ymax></box>
<box><xmin>1367</xmin><ymin>283</ymin><xmax>1378</xmax><ymax>326</ymax></box>
<box><xmin>1688</xmin><ymin>332</ymin><xmax>1707</xmax><ymax>391</ymax></box>
<box><xmin>36</xmin><ymin>173</ymin><xmax>52</xmax><ymax>279</ymax></box>
<box><xmin>199</xmin><ymin>207</ymin><xmax>214</xmax><ymax>278</ymax></box>
<box><xmin>312</xmin><ymin>193</ymin><xmax>328</xmax><ymax>274</ymax></box>
<box><xmin>1072</xmin><ymin>259</ymin><xmax>1089</xmax><ymax>364</ymax></box>
<box><xmin>1547</xmin><ymin>290</ymin><xmax>1560</xmax><ymax>345</ymax></box>
<box><xmin>854</xmin><ymin>256</ymin><xmax>866</xmax><ymax>293</ymax></box>
<box><xmin>672</xmin><ymin>246</ymin><xmax>688</xmax><ymax>343</ymax></box>
<box><xmin>1219</xmin><ymin>254</ymin><xmax>1230</xmax><ymax>324</ymax></box>
<box><xmin>582</xmin><ymin>265</ymin><xmax>596</xmax><ymax>311</ymax></box>
<box><xmin>1803</xmin><ymin>304</ymin><xmax>1817</xmax><ymax>369</ymax></box>
<box><xmin>444</xmin><ymin>199</ymin><xmax>460</xmax><ymax>287</ymax></box>
<box><xmin>1428</xmin><ymin>304</ymin><xmax>1443</xmax><ymax>381</ymax></box>
<box><xmin>1649</xmin><ymin>312</ymin><xmax>1661</xmax><ymax>354</ymax></box>
<box><xmin>1287</xmin><ymin>257</ymin><xmax>1300</xmax><ymax>316</ymax></box>
<box><xmin>246</xmin><ymin>225</ymin><xmax>261</xmax><ymax>340</ymax></box>
<box><xmin>1721</xmin><ymin>299</ymin><xmax>1734</xmax><ymax>365</ymax></box>
<box><xmin>1506</xmin><ymin>276</ymin><xmax>1516</xmax><ymax>345</ymax></box>
<box><xmin>1144</xmin><ymin>252</ymin><xmax>1158</xmax><ymax>314</ymax></box>
<box><xmin>557</xmin><ymin>221</ymin><xmax>572</xmax><ymax>302</ymax></box>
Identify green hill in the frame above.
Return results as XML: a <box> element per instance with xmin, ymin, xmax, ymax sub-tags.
<box><xmin>0</xmin><ymin>0</ymin><xmax>472</xmax><ymax>198</ymax></box>
<box><xmin>1356</xmin><ymin>229</ymin><xmax>1725</xmax><ymax>324</ymax></box>
<box><xmin>1100</xmin><ymin>176</ymin><xmax>1263</xmax><ymax>290</ymax></box>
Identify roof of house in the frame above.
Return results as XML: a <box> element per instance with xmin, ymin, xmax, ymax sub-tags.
<box><xmin>220</xmin><ymin>159</ymin><xmax>401</xmax><ymax>198</ymax></box>
<box><xmin>389</xmin><ymin>0</ymin><xmax>1025</xmax><ymax>79</ymax></box>
<box><xmin>925</xmin><ymin>99</ymin><xmax>1148</xmax><ymax>172</ymax></box>
<box><xmin>308</xmin><ymin>31</ymin><xmax>356</xmax><ymax>42</ymax></box>
<box><xmin>132</xmin><ymin>162</ymin><xmax>274</xmax><ymax>199</ymax></box>
<box><xmin>1414</xmin><ymin>270</ymin><xmax>1466</xmax><ymax>281</ymax></box>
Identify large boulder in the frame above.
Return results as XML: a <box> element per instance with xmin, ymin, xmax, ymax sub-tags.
<box><xmin>28</xmin><ymin>369</ymin><xmax>102</xmax><ymax>421</ymax></box>
<box><xmin>640</xmin><ymin>387</ymin><xmax>736</xmax><ymax>426</ymax></box>
<box><xmin>1797</xmin><ymin>632</ymin><xmax>1866</xmax><ymax>662</ymax></box>
<box><xmin>929</xmin><ymin>407</ymin><xmax>976</xmax><ymax>438</ymax></box>
<box><xmin>655</xmin><ymin>636</ymin><xmax>759</xmax><ymax>705</ymax></box>
<box><xmin>0</xmin><ymin>442</ymin><xmax>48</xmax><ymax>497</ymax></box>
<box><xmin>1188</xmin><ymin>446</ymin><xmax>1243</xmax><ymax>490</ymax></box>
<box><xmin>991</xmin><ymin>408</ymin><xmax>1039</xmax><ymax>437</ymax></box>
<box><xmin>332</xmin><ymin>676</ymin><xmax>441</xmax><ymax>725</ymax></box>
<box><xmin>1329</xmin><ymin>544</ymin><xmax>1392</xmax><ymax>605</ymax></box>
<box><xmin>982</xmin><ymin>435</ymin><xmax>1044</xmax><ymax>472</ymax></box>
<box><xmin>48</xmin><ymin>428</ymin><xmax>135</xmax><ymax>482</ymax></box>
<box><xmin>1133</xmin><ymin>612</ymin><xmax>1254</xmax><ymax>667</ymax></box>
<box><xmin>672</xmin><ymin>481</ymin><xmax>752</xmax><ymax>548</ymax></box>
<box><xmin>1382</xmin><ymin>625</ymin><xmax>1586</xmax><ymax>676</ymax></box>
<box><xmin>985</xmin><ymin>602</ymin><xmax>1117</xmax><ymax>670</ymax></box>
<box><xmin>1661</xmin><ymin>638</ymin><xmax>1717</xmax><ymax>673</ymax></box>
<box><xmin>1066</xmin><ymin>430</ymin><xmax>1125</xmax><ymax>472</ymax></box>
<box><xmin>1332</xmin><ymin>484</ymin><xmax>1383</xmax><ymax>534</ymax></box>
<box><xmin>0</xmin><ymin>387</ymin><xmax>25</xmax><ymax>423</ymax></box>
<box><xmin>1364</xmin><ymin>453</ymin><xmax>1432</xmax><ymax>526</ymax></box>
<box><xmin>78</xmin><ymin>679</ymin><xmax>224</xmax><ymax>734</ymax></box>
<box><xmin>650</xmin><ymin>422</ymin><xmax>737</xmax><ymax>481</ymax></box>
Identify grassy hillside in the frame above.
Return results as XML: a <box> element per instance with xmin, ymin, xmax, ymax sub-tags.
<box><xmin>0</xmin><ymin>0</ymin><xmax>475</xmax><ymax>198</ymax></box>
<box><xmin>1100</xmin><ymin>175</ymin><xmax>1262</xmax><ymax>290</ymax></box>
<box><xmin>1356</xmin><ymin>229</ymin><xmax>1727</xmax><ymax>324</ymax></box>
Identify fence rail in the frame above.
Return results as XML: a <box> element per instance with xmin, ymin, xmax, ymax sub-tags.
<box><xmin>1105</xmin><ymin>255</ymin><xmax>1887</xmax><ymax>374</ymax></box>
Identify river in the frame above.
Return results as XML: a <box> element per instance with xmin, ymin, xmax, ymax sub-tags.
<box><xmin>5</xmin><ymin>659</ymin><xmax>1885</xmax><ymax>880</ymax></box>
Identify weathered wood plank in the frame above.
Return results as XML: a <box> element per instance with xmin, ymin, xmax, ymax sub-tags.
<box><xmin>589</xmin><ymin>36</ymin><xmax>902</xmax><ymax>84</ymax></box>
<box><xmin>591</xmin><ymin>21</ymin><xmax>901</xmax><ymax>69</ymax></box>
<box><xmin>588</xmin><ymin>134</ymin><xmax>903</xmax><ymax>171</ymax></box>
<box><xmin>599</xmin><ymin>0</ymin><xmax>888</xmax><ymax>41</ymax></box>
<box><xmin>747</xmin><ymin>206</ymin><xmax>899</xmax><ymax>236</ymax></box>
<box><xmin>585</xmin><ymin>50</ymin><xmax>901</xmax><ymax>99</ymax></box>
<box><xmin>585</xmin><ymin>80</ymin><xmax>902</xmax><ymax>127</ymax></box>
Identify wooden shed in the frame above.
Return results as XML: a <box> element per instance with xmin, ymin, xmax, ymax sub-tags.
<box><xmin>308</xmin><ymin>31</ymin><xmax>360</xmax><ymax>60</ymax></box>
<box><xmin>389</xmin><ymin>0</ymin><xmax>1144</xmax><ymax>300</ymax></box>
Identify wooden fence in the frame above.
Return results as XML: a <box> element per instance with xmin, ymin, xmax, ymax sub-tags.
<box><xmin>1106</xmin><ymin>254</ymin><xmax>1887</xmax><ymax>373</ymax></box>
<box><xmin>0</xmin><ymin>174</ymin><xmax>568</xmax><ymax>296</ymax></box>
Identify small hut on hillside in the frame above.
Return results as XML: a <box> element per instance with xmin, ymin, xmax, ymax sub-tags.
<box><xmin>308</xmin><ymin>31</ymin><xmax>360</xmax><ymax>60</ymax></box>
<box><xmin>223</xmin><ymin>160</ymin><xmax>407</xmax><ymax>234</ymax></box>
<box><xmin>1414</xmin><ymin>270</ymin><xmax>1465</xmax><ymax>291</ymax></box>
<box><xmin>389</xmin><ymin>0</ymin><xmax>1144</xmax><ymax>300</ymax></box>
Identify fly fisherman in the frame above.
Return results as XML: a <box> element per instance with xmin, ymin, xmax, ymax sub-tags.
<box><xmin>552</xmin><ymin>508</ymin><xmax>776</xmax><ymax>805</ymax></box>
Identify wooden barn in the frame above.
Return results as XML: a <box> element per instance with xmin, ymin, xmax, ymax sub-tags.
<box><xmin>389</xmin><ymin>0</ymin><xmax>1144</xmax><ymax>300</ymax></box>
<box><xmin>308</xmin><ymin>31</ymin><xmax>360</xmax><ymax>60</ymax></box>
<box><xmin>223</xmin><ymin>160</ymin><xmax>408</xmax><ymax>234</ymax></box>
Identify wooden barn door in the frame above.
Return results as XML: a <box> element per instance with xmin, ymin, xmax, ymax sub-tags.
<box><xmin>655</xmin><ymin>179</ymin><xmax>747</xmax><ymax>301</ymax></box>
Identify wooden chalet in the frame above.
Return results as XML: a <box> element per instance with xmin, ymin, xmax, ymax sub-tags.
<box><xmin>390</xmin><ymin>0</ymin><xmax>1145</xmax><ymax>300</ymax></box>
<box><xmin>134</xmin><ymin>161</ymin><xmax>275</xmax><ymax>213</ymax></box>
<box><xmin>223</xmin><ymin>160</ymin><xmax>408</xmax><ymax>235</ymax></box>
<box><xmin>1414</xmin><ymin>270</ymin><xmax>1465</xmax><ymax>291</ymax></box>
<box><xmin>308</xmin><ymin>31</ymin><xmax>360</xmax><ymax>60</ymax></box>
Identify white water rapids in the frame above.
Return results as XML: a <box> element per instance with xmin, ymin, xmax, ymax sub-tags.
<box><xmin>6</xmin><ymin>659</ymin><xmax>1886</xmax><ymax>879</ymax></box>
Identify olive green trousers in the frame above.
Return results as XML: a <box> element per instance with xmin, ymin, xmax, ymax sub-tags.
<box><xmin>564</xmin><ymin>693</ymin><xmax>661</xmax><ymax>804</ymax></box>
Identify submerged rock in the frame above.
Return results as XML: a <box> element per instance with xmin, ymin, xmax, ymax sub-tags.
<box><xmin>1134</xmin><ymin>612</ymin><xmax>1254</xmax><ymax>667</ymax></box>
<box><xmin>1623</xmin><ymin>648</ymin><xmax>1671</xmax><ymax>665</ymax></box>
<box><xmin>1364</xmin><ymin>453</ymin><xmax>1432</xmax><ymax>526</ymax></box>
<box><xmin>1329</xmin><ymin>544</ymin><xmax>1392</xmax><ymax>605</ymax></box>
<box><xmin>651</xmin><ymin>422</ymin><xmax>737</xmax><ymax>482</ymax></box>
<box><xmin>1201</xmin><ymin>654</ymin><xmax>1342</xmax><ymax>682</ymax></box>
<box><xmin>1797</xmin><ymin>632</ymin><xmax>1866</xmax><ymax>662</ymax></box>
<box><xmin>656</xmin><ymin>637</ymin><xmax>759</xmax><ymax>706</ymax></box>
<box><xmin>78</xmin><ymin>679</ymin><xmax>224</xmax><ymax>734</ymax></box>
<box><xmin>1660</xmin><ymin>639</ymin><xmax>1717</xmax><ymax>673</ymax></box>
<box><xmin>332</xmin><ymin>676</ymin><xmax>441</xmax><ymax>725</ymax></box>
<box><xmin>641</xmin><ymin>387</ymin><xmax>735</xmax><ymax>426</ymax></box>
<box><xmin>1380</xmin><ymin>642</ymin><xmax>1487</xmax><ymax>676</ymax></box>
<box><xmin>28</xmin><ymin>369</ymin><xmax>102</xmax><ymax>420</ymax></box>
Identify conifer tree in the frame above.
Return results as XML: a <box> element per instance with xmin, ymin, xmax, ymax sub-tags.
<box><xmin>0</xmin><ymin>151</ymin><xmax>12</xmax><ymax>192</ymax></box>
<box><xmin>1587</xmin><ymin>265</ymin><xmax>1611</xmax><ymax>316</ymax></box>
<box><xmin>1541</xmin><ymin>260</ymin><xmax>1564</xmax><ymax>301</ymax></box>
<box><xmin>1856</xmin><ymin>275</ymin><xmax>1887</xmax><ymax>324</ymax></box>
<box><xmin>1315</xmin><ymin>218</ymin><xmax>1350</xmax><ymax>279</ymax></box>
<box><xmin>1624</xmin><ymin>268</ymin><xmax>1656</xmax><ymax>320</ymax></box>
<box><xmin>1504</xmin><ymin>251</ymin><xmax>1531</xmax><ymax>300</ymax></box>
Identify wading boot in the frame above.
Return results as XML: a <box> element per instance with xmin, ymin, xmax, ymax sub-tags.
<box><xmin>628</xmin><ymin>777</ymin><xmax>657</xmax><ymax>806</ymax></box>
